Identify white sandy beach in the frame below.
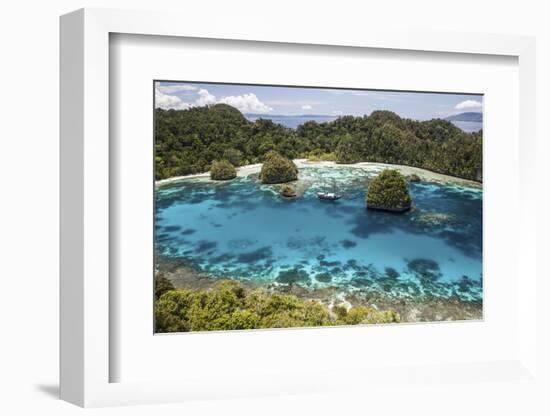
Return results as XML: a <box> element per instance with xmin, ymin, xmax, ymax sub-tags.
<box><xmin>155</xmin><ymin>159</ymin><xmax>482</xmax><ymax>188</ymax></box>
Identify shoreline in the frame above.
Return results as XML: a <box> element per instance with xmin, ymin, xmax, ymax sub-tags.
<box><xmin>156</xmin><ymin>258</ymin><xmax>483</xmax><ymax>324</ymax></box>
<box><xmin>155</xmin><ymin>159</ymin><xmax>482</xmax><ymax>189</ymax></box>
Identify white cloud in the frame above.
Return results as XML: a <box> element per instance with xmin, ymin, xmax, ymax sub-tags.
<box><xmin>219</xmin><ymin>93</ymin><xmax>273</xmax><ymax>113</ymax></box>
<box><xmin>455</xmin><ymin>100</ymin><xmax>482</xmax><ymax>110</ymax></box>
<box><xmin>155</xmin><ymin>87</ymin><xmax>273</xmax><ymax>113</ymax></box>
<box><xmin>301</xmin><ymin>104</ymin><xmax>312</xmax><ymax>110</ymax></box>
<box><xmin>156</xmin><ymin>84</ymin><xmax>197</xmax><ymax>94</ymax></box>
<box><xmin>155</xmin><ymin>87</ymin><xmax>191</xmax><ymax>110</ymax></box>
<box><xmin>196</xmin><ymin>89</ymin><xmax>217</xmax><ymax>106</ymax></box>
<box><xmin>332</xmin><ymin>110</ymin><xmax>343</xmax><ymax>115</ymax></box>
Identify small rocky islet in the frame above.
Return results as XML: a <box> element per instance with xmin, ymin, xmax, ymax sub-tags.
<box><xmin>366</xmin><ymin>169</ymin><xmax>412</xmax><ymax>212</ymax></box>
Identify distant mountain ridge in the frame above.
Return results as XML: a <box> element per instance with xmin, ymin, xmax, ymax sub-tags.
<box><xmin>249</xmin><ymin>112</ymin><xmax>483</xmax><ymax>123</ymax></box>
<box><xmin>245</xmin><ymin>113</ymin><xmax>336</xmax><ymax>119</ymax></box>
<box><xmin>446</xmin><ymin>112</ymin><xmax>482</xmax><ymax>122</ymax></box>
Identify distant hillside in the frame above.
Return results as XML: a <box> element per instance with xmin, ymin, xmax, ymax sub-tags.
<box><xmin>245</xmin><ymin>113</ymin><xmax>332</xmax><ymax>119</ymax></box>
<box><xmin>446</xmin><ymin>112</ymin><xmax>482</xmax><ymax>122</ymax></box>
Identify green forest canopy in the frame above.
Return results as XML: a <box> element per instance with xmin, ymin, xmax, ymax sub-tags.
<box><xmin>210</xmin><ymin>159</ymin><xmax>237</xmax><ymax>181</ymax></box>
<box><xmin>259</xmin><ymin>150</ymin><xmax>298</xmax><ymax>184</ymax></box>
<box><xmin>155</xmin><ymin>103</ymin><xmax>482</xmax><ymax>181</ymax></box>
<box><xmin>155</xmin><ymin>279</ymin><xmax>400</xmax><ymax>332</ymax></box>
<box><xmin>366</xmin><ymin>169</ymin><xmax>412</xmax><ymax>212</ymax></box>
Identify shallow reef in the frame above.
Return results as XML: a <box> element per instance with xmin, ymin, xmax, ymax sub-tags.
<box><xmin>155</xmin><ymin>257</ymin><xmax>482</xmax><ymax>326</ymax></box>
<box><xmin>155</xmin><ymin>165</ymin><xmax>483</xmax><ymax>325</ymax></box>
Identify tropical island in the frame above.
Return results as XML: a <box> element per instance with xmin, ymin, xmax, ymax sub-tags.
<box><xmin>446</xmin><ymin>111</ymin><xmax>483</xmax><ymax>122</ymax></box>
<box><xmin>154</xmin><ymin>104</ymin><xmax>482</xmax><ymax>182</ymax></box>
<box><xmin>153</xmin><ymin>88</ymin><xmax>483</xmax><ymax>333</ymax></box>
<box><xmin>280</xmin><ymin>183</ymin><xmax>297</xmax><ymax>198</ymax></box>
<box><xmin>259</xmin><ymin>150</ymin><xmax>298</xmax><ymax>184</ymax></box>
<box><xmin>210</xmin><ymin>159</ymin><xmax>237</xmax><ymax>181</ymax></box>
<box><xmin>366</xmin><ymin>169</ymin><xmax>412</xmax><ymax>212</ymax></box>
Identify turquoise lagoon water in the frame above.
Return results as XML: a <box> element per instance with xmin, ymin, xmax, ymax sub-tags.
<box><xmin>155</xmin><ymin>166</ymin><xmax>482</xmax><ymax>302</ymax></box>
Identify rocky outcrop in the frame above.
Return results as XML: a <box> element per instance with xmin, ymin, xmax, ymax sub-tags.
<box><xmin>259</xmin><ymin>151</ymin><xmax>298</xmax><ymax>184</ymax></box>
<box><xmin>366</xmin><ymin>169</ymin><xmax>412</xmax><ymax>212</ymax></box>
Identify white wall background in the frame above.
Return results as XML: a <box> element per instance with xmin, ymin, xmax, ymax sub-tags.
<box><xmin>0</xmin><ymin>0</ymin><xmax>548</xmax><ymax>415</ymax></box>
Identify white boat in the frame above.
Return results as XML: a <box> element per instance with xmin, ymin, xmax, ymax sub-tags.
<box><xmin>317</xmin><ymin>179</ymin><xmax>341</xmax><ymax>200</ymax></box>
<box><xmin>317</xmin><ymin>192</ymin><xmax>341</xmax><ymax>200</ymax></box>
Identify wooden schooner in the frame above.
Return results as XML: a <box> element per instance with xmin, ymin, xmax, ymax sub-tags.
<box><xmin>317</xmin><ymin>179</ymin><xmax>341</xmax><ymax>201</ymax></box>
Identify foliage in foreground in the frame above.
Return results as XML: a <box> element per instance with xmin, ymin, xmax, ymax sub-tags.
<box><xmin>154</xmin><ymin>280</ymin><xmax>400</xmax><ymax>332</ymax></box>
<box><xmin>259</xmin><ymin>151</ymin><xmax>298</xmax><ymax>184</ymax></box>
<box><xmin>210</xmin><ymin>159</ymin><xmax>237</xmax><ymax>180</ymax></box>
<box><xmin>155</xmin><ymin>273</ymin><xmax>175</xmax><ymax>300</ymax></box>
<box><xmin>366</xmin><ymin>169</ymin><xmax>412</xmax><ymax>212</ymax></box>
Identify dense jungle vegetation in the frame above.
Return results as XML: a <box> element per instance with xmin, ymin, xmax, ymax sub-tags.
<box><xmin>154</xmin><ymin>278</ymin><xmax>400</xmax><ymax>332</ymax></box>
<box><xmin>210</xmin><ymin>159</ymin><xmax>237</xmax><ymax>180</ymax></box>
<box><xmin>155</xmin><ymin>104</ymin><xmax>482</xmax><ymax>181</ymax></box>
<box><xmin>366</xmin><ymin>169</ymin><xmax>412</xmax><ymax>212</ymax></box>
<box><xmin>259</xmin><ymin>150</ymin><xmax>298</xmax><ymax>184</ymax></box>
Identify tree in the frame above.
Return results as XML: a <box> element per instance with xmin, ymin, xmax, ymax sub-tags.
<box><xmin>335</xmin><ymin>134</ymin><xmax>362</xmax><ymax>164</ymax></box>
<box><xmin>154</xmin><ymin>273</ymin><xmax>175</xmax><ymax>300</ymax></box>
<box><xmin>259</xmin><ymin>151</ymin><xmax>298</xmax><ymax>184</ymax></box>
<box><xmin>154</xmin><ymin>280</ymin><xmax>399</xmax><ymax>333</ymax></box>
<box><xmin>366</xmin><ymin>169</ymin><xmax>412</xmax><ymax>212</ymax></box>
<box><xmin>210</xmin><ymin>160</ymin><xmax>237</xmax><ymax>180</ymax></box>
<box><xmin>222</xmin><ymin>148</ymin><xmax>244</xmax><ymax>166</ymax></box>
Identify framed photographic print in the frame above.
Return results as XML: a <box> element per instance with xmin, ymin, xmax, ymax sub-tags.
<box><xmin>153</xmin><ymin>81</ymin><xmax>483</xmax><ymax>334</ymax></box>
<box><xmin>60</xmin><ymin>7</ymin><xmax>539</xmax><ymax>408</ymax></box>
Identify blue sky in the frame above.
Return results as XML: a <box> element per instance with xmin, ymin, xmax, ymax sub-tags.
<box><xmin>155</xmin><ymin>81</ymin><xmax>483</xmax><ymax>120</ymax></box>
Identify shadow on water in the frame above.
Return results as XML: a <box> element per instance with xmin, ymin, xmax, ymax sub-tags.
<box><xmin>237</xmin><ymin>246</ymin><xmax>273</xmax><ymax>263</ymax></box>
<box><xmin>340</xmin><ymin>239</ymin><xmax>357</xmax><ymax>248</ymax></box>
<box><xmin>346</xmin><ymin>201</ymin><xmax>481</xmax><ymax>259</ymax></box>
<box><xmin>194</xmin><ymin>240</ymin><xmax>218</xmax><ymax>253</ymax></box>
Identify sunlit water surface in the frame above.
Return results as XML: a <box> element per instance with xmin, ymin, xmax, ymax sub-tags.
<box><xmin>156</xmin><ymin>166</ymin><xmax>482</xmax><ymax>302</ymax></box>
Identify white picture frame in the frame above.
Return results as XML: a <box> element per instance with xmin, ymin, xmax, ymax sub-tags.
<box><xmin>60</xmin><ymin>7</ymin><xmax>538</xmax><ymax>408</ymax></box>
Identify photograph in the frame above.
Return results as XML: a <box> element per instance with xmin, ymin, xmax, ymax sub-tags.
<box><xmin>2</xmin><ymin>0</ymin><xmax>541</xmax><ymax>412</ymax></box>
<box><xmin>153</xmin><ymin>81</ymin><xmax>483</xmax><ymax>333</ymax></box>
